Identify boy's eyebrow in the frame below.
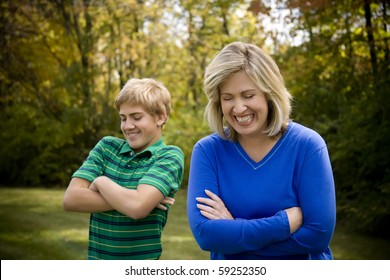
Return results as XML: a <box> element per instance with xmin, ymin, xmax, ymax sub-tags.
<box><xmin>119</xmin><ymin>111</ymin><xmax>144</xmax><ymax>116</ymax></box>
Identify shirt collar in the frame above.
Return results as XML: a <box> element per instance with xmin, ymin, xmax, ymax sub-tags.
<box><xmin>119</xmin><ymin>138</ymin><xmax>165</xmax><ymax>157</ymax></box>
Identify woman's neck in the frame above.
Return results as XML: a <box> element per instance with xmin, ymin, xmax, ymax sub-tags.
<box><xmin>238</xmin><ymin>133</ymin><xmax>279</xmax><ymax>163</ymax></box>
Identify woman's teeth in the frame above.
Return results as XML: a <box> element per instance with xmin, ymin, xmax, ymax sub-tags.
<box><xmin>236</xmin><ymin>115</ymin><xmax>253</xmax><ymax>124</ymax></box>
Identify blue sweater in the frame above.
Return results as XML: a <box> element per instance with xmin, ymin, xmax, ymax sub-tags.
<box><xmin>187</xmin><ymin>122</ymin><xmax>336</xmax><ymax>259</ymax></box>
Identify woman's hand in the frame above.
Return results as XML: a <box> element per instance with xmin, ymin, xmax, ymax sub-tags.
<box><xmin>196</xmin><ymin>190</ymin><xmax>234</xmax><ymax>220</ymax></box>
<box><xmin>285</xmin><ymin>207</ymin><xmax>303</xmax><ymax>234</ymax></box>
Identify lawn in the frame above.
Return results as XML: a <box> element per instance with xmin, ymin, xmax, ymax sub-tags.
<box><xmin>0</xmin><ymin>187</ymin><xmax>389</xmax><ymax>260</ymax></box>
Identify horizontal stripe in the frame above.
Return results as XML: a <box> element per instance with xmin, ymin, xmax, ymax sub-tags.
<box><xmin>88</xmin><ymin>240</ymin><xmax>161</xmax><ymax>249</ymax></box>
<box><xmin>91</xmin><ymin>215</ymin><xmax>166</xmax><ymax>227</ymax></box>
<box><xmin>89</xmin><ymin>224</ymin><xmax>158</xmax><ymax>234</ymax></box>
<box><xmin>90</xmin><ymin>232</ymin><xmax>160</xmax><ymax>242</ymax></box>
<box><xmin>88</xmin><ymin>247</ymin><xmax>161</xmax><ymax>258</ymax></box>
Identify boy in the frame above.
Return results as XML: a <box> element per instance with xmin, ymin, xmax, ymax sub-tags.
<box><xmin>63</xmin><ymin>78</ymin><xmax>184</xmax><ymax>260</ymax></box>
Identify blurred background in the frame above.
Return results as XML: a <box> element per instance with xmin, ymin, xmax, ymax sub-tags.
<box><xmin>0</xmin><ymin>0</ymin><xmax>389</xmax><ymax>259</ymax></box>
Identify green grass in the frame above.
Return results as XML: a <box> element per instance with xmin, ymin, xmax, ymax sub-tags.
<box><xmin>0</xmin><ymin>187</ymin><xmax>389</xmax><ymax>260</ymax></box>
<box><xmin>0</xmin><ymin>188</ymin><xmax>89</xmax><ymax>259</ymax></box>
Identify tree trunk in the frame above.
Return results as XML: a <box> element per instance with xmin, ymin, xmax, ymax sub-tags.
<box><xmin>363</xmin><ymin>0</ymin><xmax>378</xmax><ymax>79</ymax></box>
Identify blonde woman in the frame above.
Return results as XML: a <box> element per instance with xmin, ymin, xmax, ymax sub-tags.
<box><xmin>187</xmin><ymin>42</ymin><xmax>336</xmax><ymax>260</ymax></box>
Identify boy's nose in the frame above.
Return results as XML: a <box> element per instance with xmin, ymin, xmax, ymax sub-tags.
<box><xmin>124</xmin><ymin>120</ymin><xmax>135</xmax><ymax>130</ymax></box>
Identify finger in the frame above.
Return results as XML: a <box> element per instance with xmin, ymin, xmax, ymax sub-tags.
<box><xmin>197</xmin><ymin>203</ymin><xmax>223</xmax><ymax>218</ymax></box>
<box><xmin>198</xmin><ymin>197</ymin><xmax>234</xmax><ymax>218</ymax></box>
<box><xmin>196</xmin><ymin>197</ymin><xmax>218</xmax><ymax>207</ymax></box>
<box><xmin>156</xmin><ymin>203</ymin><xmax>168</xmax><ymax>211</ymax></box>
<box><xmin>161</xmin><ymin>197</ymin><xmax>175</xmax><ymax>205</ymax></box>
<box><xmin>197</xmin><ymin>203</ymin><xmax>215</xmax><ymax>212</ymax></box>
<box><xmin>162</xmin><ymin>200</ymin><xmax>174</xmax><ymax>206</ymax></box>
<box><xmin>204</xmin><ymin>189</ymin><xmax>225</xmax><ymax>205</ymax></box>
<box><xmin>162</xmin><ymin>196</ymin><xmax>175</xmax><ymax>202</ymax></box>
<box><xmin>196</xmin><ymin>197</ymin><xmax>225</xmax><ymax>212</ymax></box>
<box><xmin>200</xmin><ymin>210</ymin><xmax>220</xmax><ymax>220</ymax></box>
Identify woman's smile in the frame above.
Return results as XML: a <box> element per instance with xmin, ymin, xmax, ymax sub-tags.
<box><xmin>235</xmin><ymin>114</ymin><xmax>254</xmax><ymax>126</ymax></box>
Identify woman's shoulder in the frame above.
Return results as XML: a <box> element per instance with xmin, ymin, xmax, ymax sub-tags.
<box><xmin>195</xmin><ymin>132</ymin><xmax>227</xmax><ymax>148</ymax></box>
<box><xmin>193</xmin><ymin>133</ymin><xmax>235</xmax><ymax>158</ymax></box>
<box><xmin>288</xmin><ymin>121</ymin><xmax>327</xmax><ymax>149</ymax></box>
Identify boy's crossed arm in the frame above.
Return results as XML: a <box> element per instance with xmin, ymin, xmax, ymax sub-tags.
<box><xmin>63</xmin><ymin>176</ymin><xmax>174</xmax><ymax>219</ymax></box>
<box><xmin>90</xmin><ymin>176</ymin><xmax>173</xmax><ymax>219</ymax></box>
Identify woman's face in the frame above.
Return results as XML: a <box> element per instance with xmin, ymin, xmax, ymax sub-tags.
<box><xmin>220</xmin><ymin>70</ymin><xmax>269</xmax><ymax>139</ymax></box>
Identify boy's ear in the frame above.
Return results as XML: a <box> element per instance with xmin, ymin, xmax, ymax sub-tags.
<box><xmin>156</xmin><ymin>113</ymin><xmax>168</xmax><ymax>126</ymax></box>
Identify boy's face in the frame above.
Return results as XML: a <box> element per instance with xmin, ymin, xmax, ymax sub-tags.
<box><xmin>119</xmin><ymin>102</ymin><xmax>166</xmax><ymax>153</ymax></box>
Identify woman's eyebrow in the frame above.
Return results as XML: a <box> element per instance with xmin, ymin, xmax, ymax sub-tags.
<box><xmin>220</xmin><ymin>89</ymin><xmax>257</xmax><ymax>95</ymax></box>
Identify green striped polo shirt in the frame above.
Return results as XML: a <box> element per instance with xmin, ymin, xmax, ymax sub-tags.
<box><xmin>72</xmin><ymin>136</ymin><xmax>184</xmax><ymax>260</ymax></box>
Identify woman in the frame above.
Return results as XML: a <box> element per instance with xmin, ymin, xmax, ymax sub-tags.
<box><xmin>187</xmin><ymin>42</ymin><xmax>336</xmax><ymax>260</ymax></box>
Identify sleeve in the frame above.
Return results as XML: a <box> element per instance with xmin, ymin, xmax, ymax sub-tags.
<box><xmin>72</xmin><ymin>137</ymin><xmax>107</xmax><ymax>182</ymax></box>
<box><xmin>254</xmin><ymin>144</ymin><xmax>336</xmax><ymax>256</ymax></box>
<box><xmin>187</xmin><ymin>142</ymin><xmax>291</xmax><ymax>255</ymax></box>
<box><xmin>139</xmin><ymin>146</ymin><xmax>184</xmax><ymax>197</ymax></box>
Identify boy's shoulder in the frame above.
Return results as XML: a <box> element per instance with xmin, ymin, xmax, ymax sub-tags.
<box><xmin>151</xmin><ymin>144</ymin><xmax>184</xmax><ymax>170</ymax></box>
<box><xmin>100</xmin><ymin>135</ymin><xmax>125</xmax><ymax>144</ymax></box>
<box><xmin>96</xmin><ymin>136</ymin><xmax>127</xmax><ymax>150</ymax></box>
<box><xmin>157</xmin><ymin>144</ymin><xmax>184</xmax><ymax>158</ymax></box>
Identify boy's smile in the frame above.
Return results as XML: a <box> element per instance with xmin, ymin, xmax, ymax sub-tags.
<box><xmin>119</xmin><ymin>102</ymin><xmax>166</xmax><ymax>153</ymax></box>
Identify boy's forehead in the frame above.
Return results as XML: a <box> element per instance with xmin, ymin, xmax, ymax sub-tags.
<box><xmin>119</xmin><ymin>102</ymin><xmax>147</xmax><ymax>115</ymax></box>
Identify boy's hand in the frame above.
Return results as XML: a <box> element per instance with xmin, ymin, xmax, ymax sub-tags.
<box><xmin>157</xmin><ymin>196</ymin><xmax>175</xmax><ymax>211</ymax></box>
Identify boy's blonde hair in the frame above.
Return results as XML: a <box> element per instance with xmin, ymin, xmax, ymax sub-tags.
<box><xmin>115</xmin><ymin>78</ymin><xmax>171</xmax><ymax>118</ymax></box>
<box><xmin>204</xmin><ymin>42</ymin><xmax>292</xmax><ymax>140</ymax></box>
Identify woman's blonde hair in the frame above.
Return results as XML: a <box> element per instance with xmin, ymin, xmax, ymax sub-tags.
<box><xmin>204</xmin><ymin>42</ymin><xmax>292</xmax><ymax>140</ymax></box>
<box><xmin>115</xmin><ymin>78</ymin><xmax>171</xmax><ymax>119</ymax></box>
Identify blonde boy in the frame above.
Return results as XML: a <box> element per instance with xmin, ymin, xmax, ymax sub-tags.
<box><xmin>63</xmin><ymin>78</ymin><xmax>184</xmax><ymax>260</ymax></box>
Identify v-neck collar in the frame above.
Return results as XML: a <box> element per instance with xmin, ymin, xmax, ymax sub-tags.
<box><xmin>232</xmin><ymin>122</ymin><xmax>293</xmax><ymax>170</ymax></box>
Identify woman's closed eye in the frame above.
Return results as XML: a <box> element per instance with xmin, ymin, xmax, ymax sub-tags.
<box><xmin>221</xmin><ymin>94</ymin><xmax>233</xmax><ymax>101</ymax></box>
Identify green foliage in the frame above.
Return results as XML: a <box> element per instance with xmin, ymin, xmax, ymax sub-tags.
<box><xmin>164</xmin><ymin>105</ymin><xmax>210</xmax><ymax>186</ymax></box>
<box><xmin>278</xmin><ymin>0</ymin><xmax>390</xmax><ymax>236</ymax></box>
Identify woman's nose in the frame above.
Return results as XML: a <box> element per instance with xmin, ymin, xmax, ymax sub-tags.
<box><xmin>233</xmin><ymin>100</ymin><xmax>247</xmax><ymax>114</ymax></box>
